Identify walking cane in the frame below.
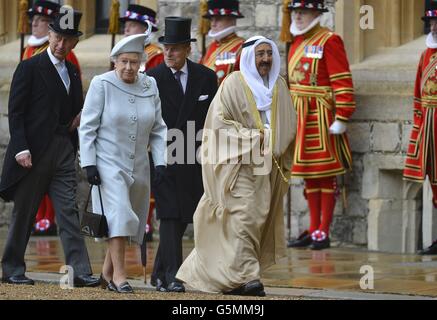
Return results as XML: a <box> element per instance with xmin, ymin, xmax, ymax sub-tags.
<box><xmin>108</xmin><ymin>0</ymin><xmax>120</xmax><ymax>70</ymax></box>
<box><xmin>18</xmin><ymin>0</ymin><xmax>30</xmax><ymax>62</ymax></box>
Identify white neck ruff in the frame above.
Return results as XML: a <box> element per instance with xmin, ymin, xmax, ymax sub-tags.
<box><xmin>290</xmin><ymin>16</ymin><xmax>322</xmax><ymax>36</ymax></box>
<box><xmin>426</xmin><ymin>32</ymin><xmax>437</xmax><ymax>49</ymax></box>
<box><xmin>27</xmin><ymin>35</ymin><xmax>49</xmax><ymax>47</ymax></box>
<box><xmin>208</xmin><ymin>26</ymin><xmax>236</xmax><ymax>42</ymax></box>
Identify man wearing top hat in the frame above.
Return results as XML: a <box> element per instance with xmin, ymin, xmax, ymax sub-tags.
<box><xmin>24</xmin><ymin>1</ymin><xmax>81</xmax><ymax>72</ymax></box>
<box><xmin>147</xmin><ymin>17</ymin><xmax>218</xmax><ymax>292</ymax></box>
<box><xmin>200</xmin><ymin>0</ymin><xmax>245</xmax><ymax>85</ymax></box>
<box><xmin>0</xmin><ymin>10</ymin><xmax>99</xmax><ymax>287</ymax></box>
<box><xmin>23</xmin><ymin>1</ymin><xmax>82</xmax><ymax>238</ymax></box>
<box><xmin>404</xmin><ymin>0</ymin><xmax>437</xmax><ymax>255</ymax></box>
<box><xmin>285</xmin><ymin>0</ymin><xmax>355</xmax><ymax>250</ymax></box>
<box><xmin>120</xmin><ymin>3</ymin><xmax>164</xmax><ymax>71</ymax></box>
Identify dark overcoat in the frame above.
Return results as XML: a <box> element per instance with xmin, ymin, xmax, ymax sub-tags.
<box><xmin>0</xmin><ymin>51</ymin><xmax>83</xmax><ymax>201</ymax></box>
<box><xmin>147</xmin><ymin>59</ymin><xmax>218</xmax><ymax>223</ymax></box>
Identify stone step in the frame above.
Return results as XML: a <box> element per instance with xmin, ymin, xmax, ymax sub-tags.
<box><xmin>353</xmin><ymin>92</ymin><xmax>413</xmax><ymax>122</ymax></box>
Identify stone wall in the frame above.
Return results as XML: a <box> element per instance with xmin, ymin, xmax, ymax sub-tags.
<box><xmin>0</xmin><ymin>0</ymin><xmax>382</xmax><ymax>248</ymax></box>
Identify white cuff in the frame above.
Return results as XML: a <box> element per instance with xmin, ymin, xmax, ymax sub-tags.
<box><xmin>329</xmin><ymin>120</ymin><xmax>347</xmax><ymax>135</ymax></box>
<box><xmin>15</xmin><ymin>150</ymin><xmax>31</xmax><ymax>159</ymax></box>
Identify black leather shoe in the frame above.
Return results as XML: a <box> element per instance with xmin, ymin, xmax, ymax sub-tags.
<box><xmin>110</xmin><ymin>281</ymin><xmax>134</xmax><ymax>294</ymax></box>
<box><xmin>287</xmin><ymin>231</ymin><xmax>312</xmax><ymax>248</ymax></box>
<box><xmin>225</xmin><ymin>280</ymin><xmax>265</xmax><ymax>297</ymax></box>
<box><xmin>73</xmin><ymin>274</ymin><xmax>101</xmax><ymax>288</ymax></box>
<box><xmin>1</xmin><ymin>275</ymin><xmax>35</xmax><ymax>285</ymax></box>
<box><xmin>150</xmin><ymin>277</ymin><xmax>157</xmax><ymax>287</ymax></box>
<box><xmin>309</xmin><ymin>237</ymin><xmax>331</xmax><ymax>250</ymax></box>
<box><xmin>167</xmin><ymin>281</ymin><xmax>185</xmax><ymax>293</ymax></box>
<box><xmin>100</xmin><ymin>273</ymin><xmax>113</xmax><ymax>291</ymax></box>
<box><xmin>156</xmin><ymin>278</ymin><xmax>168</xmax><ymax>292</ymax></box>
<box><xmin>419</xmin><ymin>240</ymin><xmax>437</xmax><ymax>255</ymax></box>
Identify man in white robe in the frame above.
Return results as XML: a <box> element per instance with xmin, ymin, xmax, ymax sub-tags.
<box><xmin>176</xmin><ymin>36</ymin><xmax>297</xmax><ymax>296</ymax></box>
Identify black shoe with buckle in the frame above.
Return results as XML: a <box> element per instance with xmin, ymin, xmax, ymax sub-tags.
<box><xmin>100</xmin><ymin>274</ymin><xmax>115</xmax><ymax>291</ymax></box>
<box><xmin>309</xmin><ymin>237</ymin><xmax>331</xmax><ymax>250</ymax></box>
<box><xmin>287</xmin><ymin>231</ymin><xmax>312</xmax><ymax>248</ymax></box>
<box><xmin>1</xmin><ymin>275</ymin><xmax>35</xmax><ymax>285</ymax></box>
<box><xmin>419</xmin><ymin>240</ymin><xmax>437</xmax><ymax>255</ymax></box>
<box><xmin>110</xmin><ymin>281</ymin><xmax>134</xmax><ymax>294</ymax></box>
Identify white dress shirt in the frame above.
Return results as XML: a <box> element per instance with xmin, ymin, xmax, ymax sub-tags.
<box><xmin>47</xmin><ymin>47</ymin><xmax>71</xmax><ymax>93</ymax></box>
<box><xmin>170</xmin><ymin>60</ymin><xmax>188</xmax><ymax>94</ymax></box>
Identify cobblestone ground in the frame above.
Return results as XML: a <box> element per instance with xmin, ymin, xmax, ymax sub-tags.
<box><xmin>0</xmin><ymin>283</ymin><xmax>306</xmax><ymax>300</ymax></box>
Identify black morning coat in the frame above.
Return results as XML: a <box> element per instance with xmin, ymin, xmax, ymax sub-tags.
<box><xmin>0</xmin><ymin>50</ymin><xmax>83</xmax><ymax>201</ymax></box>
<box><xmin>147</xmin><ymin>59</ymin><xmax>218</xmax><ymax>223</ymax></box>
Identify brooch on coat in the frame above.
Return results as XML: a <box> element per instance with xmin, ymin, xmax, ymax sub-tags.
<box><xmin>142</xmin><ymin>78</ymin><xmax>152</xmax><ymax>92</ymax></box>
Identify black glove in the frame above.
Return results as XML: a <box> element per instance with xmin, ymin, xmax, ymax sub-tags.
<box><xmin>154</xmin><ymin>165</ymin><xmax>166</xmax><ymax>186</ymax></box>
<box><xmin>85</xmin><ymin>165</ymin><xmax>101</xmax><ymax>185</ymax></box>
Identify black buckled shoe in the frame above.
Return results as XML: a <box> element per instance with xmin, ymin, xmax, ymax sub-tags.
<box><xmin>309</xmin><ymin>237</ymin><xmax>331</xmax><ymax>250</ymax></box>
<box><xmin>100</xmin><ymin>274</ymin><xmax>115</xmax><ymax>291</ymax></box>
<box><xmin>73</xmin><ymin>274</ymin><xmax>101</xmax><ymax>288</ymax></box>
<box><xmin>1</xmin><ymin>275</ymin><xmax>35</xmax><ymax>285</ymax></box>
<box><xmin>167</xmin><ymin>281</ymin><xmax>185</xmax><ymax>293</ymax></box>
<box><xmin>110</xmin><ymin>281</ymin><xmax>134</xmax><ymax>294</ymax></box>
<box><xmin>225</xmin><ymin>280</ymin><xmax>266</xmax><ymax>297</ymax></box>
<box><xmin>419</xmin><ymin>240</ymin><xmax>437</xmax><ymax>255</ymax></box>
<box><xmin>287</xmin><ymin>231</ymin><xmax>312</xmax><ymax>248</ymax></box>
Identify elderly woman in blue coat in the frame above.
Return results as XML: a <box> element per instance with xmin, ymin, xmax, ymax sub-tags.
<box><xmin>79</xmin><ymin>33</ymin><xmax>167</xmax><ymax>293</ymax></box>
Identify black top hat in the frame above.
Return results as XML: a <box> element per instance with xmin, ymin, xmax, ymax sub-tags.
<box><xmin>119</xmin><ymin>4</ymin><xmax>158</xmax><ymax>32</ymax></box>
<box><xmin>49</xmin><ymin>10</ymin><xmax>83</xmax><ymax>37</ymax></box>
<box><xmin>203</xmin><ymin>0</ymin><xmax>244</xmax><ymax>19</ymax></box>
<box><xmin>423</xmin><ymin>0</ymin><xmax>437</xmax><ymax>21</ymax></box>
<box><xmin>28</xmin><ymin>0</ymin><xmax>60</xmax><ymax>19</ymax></box>
<box><xmin>158</xmin><ymin>17</ymin><xmax>197</xmax><ymax>45</ymax></box>
<box><xmin>288</xmin><ymin>0</ymin><xmax>328</xmax><ymax>13</ymax></box>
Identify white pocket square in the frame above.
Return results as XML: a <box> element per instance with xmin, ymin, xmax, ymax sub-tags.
<box><xmin>198</xmin><ymin>95</ymin><xmax>209</xmax><ymax>101</ymax></box>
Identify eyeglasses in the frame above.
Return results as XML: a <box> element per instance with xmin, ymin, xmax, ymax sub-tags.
<box><xmin>117</xmin><ymin>58</ymin><xmax>140</xmax><ymax>67</ymax></box>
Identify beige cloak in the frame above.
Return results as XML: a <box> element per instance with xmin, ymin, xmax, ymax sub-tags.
<box><xmin>176</xmin><ymin>71</ymin><xmax>297</xmax><ymax>293</ymax></box>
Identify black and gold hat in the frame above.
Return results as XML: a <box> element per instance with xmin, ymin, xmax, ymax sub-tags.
<box><xmin>28</xmin><ymin>0</ymin><xmax>60</xmax><ymax>19</ymax></box>
<box><xmin>288</xmin><ymin>0</ymin><xmax>328</xmax><ymax>13</ymax></box>
<box><xmin>203</xmin><ymin>0</ymin><xmax>244</xmax><ymax>19</ymax></box>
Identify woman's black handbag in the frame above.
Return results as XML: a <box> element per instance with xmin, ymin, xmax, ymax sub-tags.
<box><xmin>80</xmin><ymin>185</ymin><xmax>108</xmax><ymax>238</ymax></box>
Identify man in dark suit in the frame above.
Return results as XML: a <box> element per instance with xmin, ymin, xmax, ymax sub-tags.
<box><xmin>0</xmin><ymin>10</ymin><xmax>99</xmax><ymax>287</ymax></box>
<box><xmin>147</xmin><ymin>16</ymin><xmax>218</xmax><ymax>293</ymax></box>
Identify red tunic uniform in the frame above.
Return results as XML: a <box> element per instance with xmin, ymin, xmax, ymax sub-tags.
<box><xmin>145</xmin><ymin>43</ymin><xmax>164</xmax><ymax>70</ymax></box>
<box><xmin>200</xmin><ymin>33</ymin><xmax>244</xmax><ymax>85</ymax></box>
<box><xmin>288</xmin><ymin>25</ymin><xmax>356</xmax><ymax>179</ymax></box>
<box><xmin>404</xmin><ymin>48</ymin><xmax>437</xmax><ymax>184</ymax></box>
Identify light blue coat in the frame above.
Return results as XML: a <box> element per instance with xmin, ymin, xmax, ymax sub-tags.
<box><xmin>79</xmin><ymin>71</ymin><xmax>167</xmax><ymax>243</ymax></box>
